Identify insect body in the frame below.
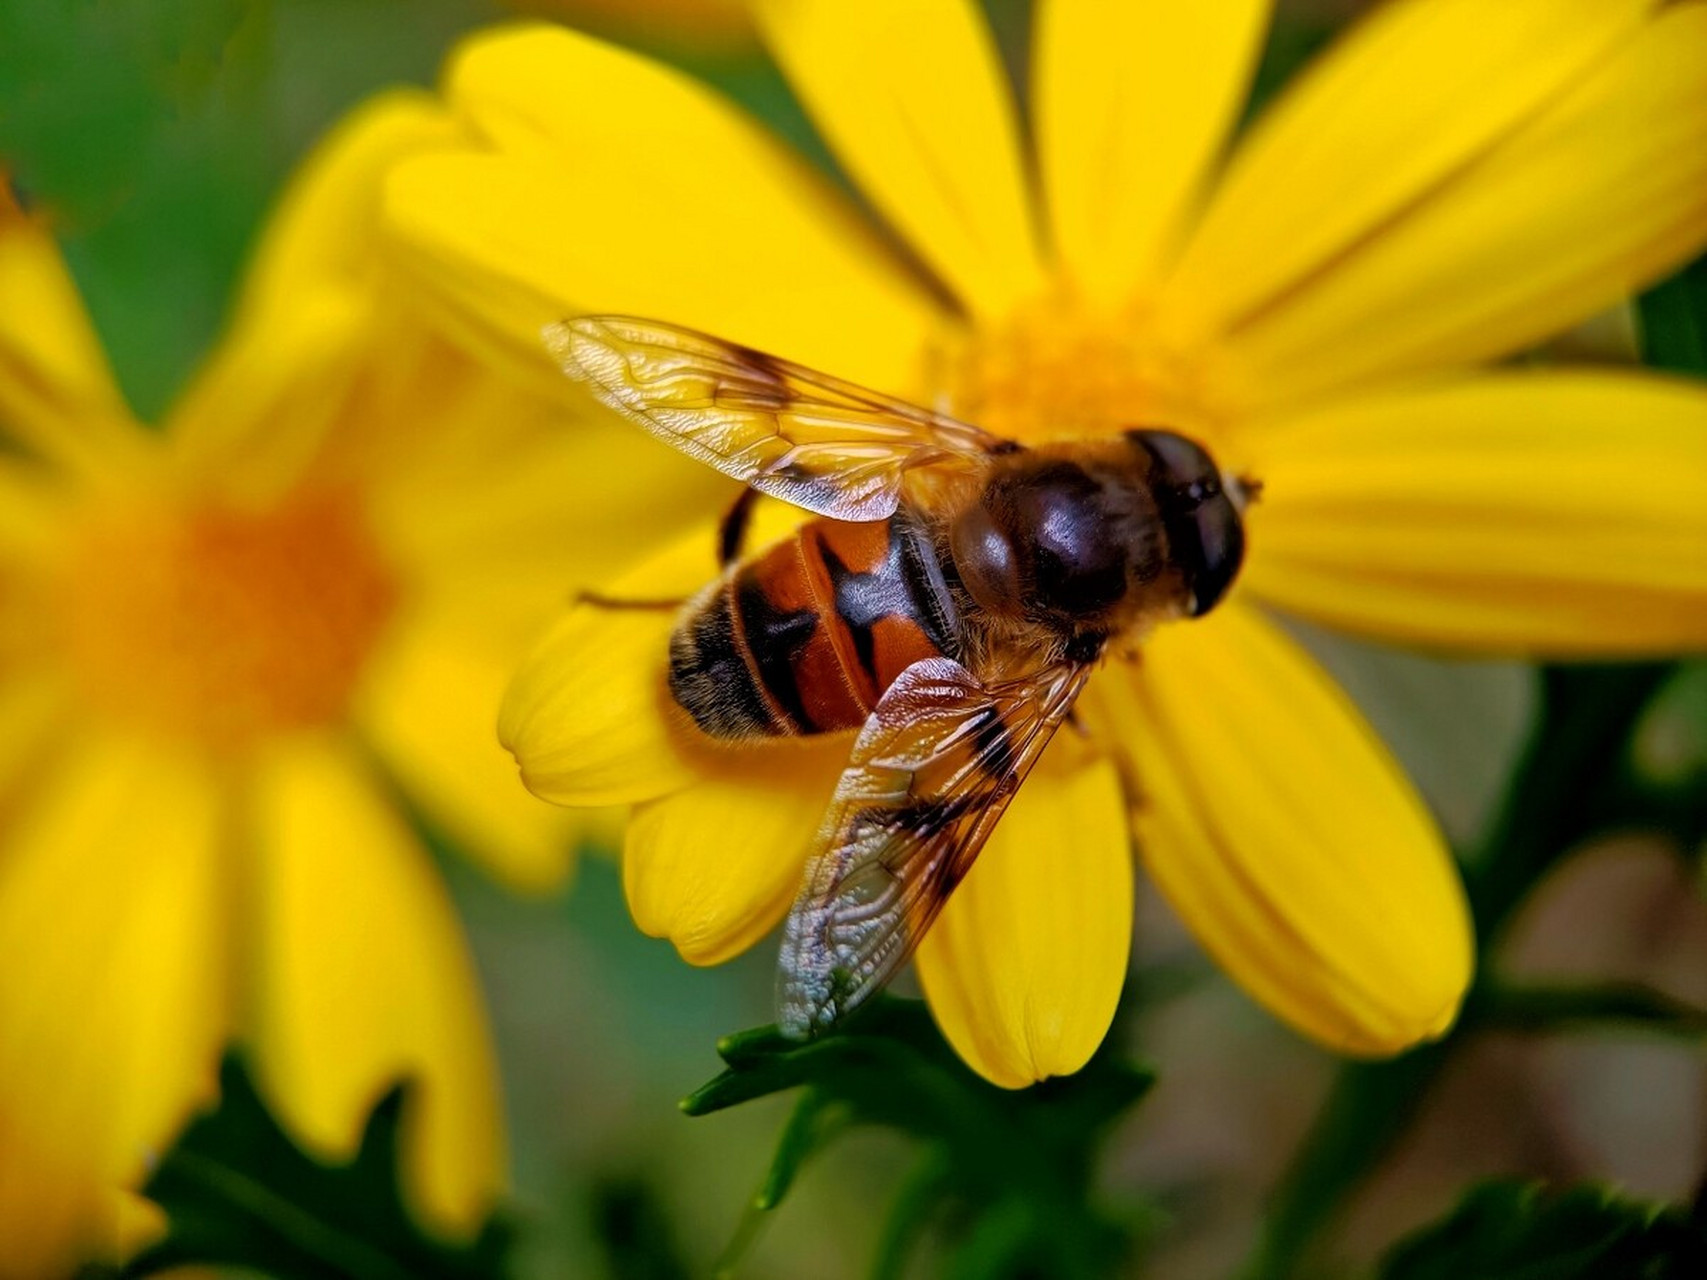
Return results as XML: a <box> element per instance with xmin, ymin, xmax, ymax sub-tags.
<box><xmin>548</xmin><ymin>316</ymin><xmax>1248</xmax><ymax>1038</ymax></box>
<box><xmin>670</xmin><ymin>510</ymin><xmax>958</xmax><ymax>738</ymax></box>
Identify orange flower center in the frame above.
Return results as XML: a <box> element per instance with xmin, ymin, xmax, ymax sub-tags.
<box><xmin>929</xmin><ymin>294</ymin><xmax>1217</xmax><ymax>446</ymax></box>
<box><xmin>57</xmin><ymin>486</ymin><xmax>399</xmax><ymax>747</ymax></box>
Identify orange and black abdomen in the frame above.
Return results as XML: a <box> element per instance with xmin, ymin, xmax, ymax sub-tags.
<box><xmin>670</xmin><ymin>511</ymin><xmax>961</xmax><ymax>739</ymax></box>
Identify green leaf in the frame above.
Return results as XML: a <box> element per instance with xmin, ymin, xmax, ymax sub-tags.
<box><xmin>1638</xmin><ymin>255</ymin><xmax>1707</xmax><ymax>376</ymax></box>
<box><xmin>1379</xmin><ymin>1181</ymin><xmax>1707</xmax><ymax>1280</ymax></box>
<box><xmin>687</xmin><ymin>998</ymin><xmax>1153</xmax><ymax>1280</ymax></box>
<box><xmin>124</xmin><ymin>1055</ymin><xmax>510</xmax><ymax>1280</ymax></box>
<box><xmin>755</xmin><ymin>1088</ymin><xmax>852</xmax><ymax>1211</ymax></box>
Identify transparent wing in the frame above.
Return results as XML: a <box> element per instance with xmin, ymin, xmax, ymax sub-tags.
<box><xmin>546</xmin><ymin>314</ymin><xmax>1011</xmax><ymax>521</ymax></box>
<box><xmin>777</xmin><ymin>655</ymin><xmax>1094</xmax><ymax>1038</ymax></box>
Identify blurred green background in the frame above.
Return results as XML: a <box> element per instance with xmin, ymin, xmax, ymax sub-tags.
<box><xmin>4</xmin><ymin>2</ymin><xmax>1703</xmax><ymax>1278</ymax></box>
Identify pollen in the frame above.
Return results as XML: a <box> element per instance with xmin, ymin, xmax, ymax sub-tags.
<box><xmin>57</xmin><ymin>485</ymin><xmax>399</xmax><ymax>747</ymax></box>
<box><xmin>930</xmin><ymin>293</ymin><xmax>1215</xmax><ymax>445</ymax></box>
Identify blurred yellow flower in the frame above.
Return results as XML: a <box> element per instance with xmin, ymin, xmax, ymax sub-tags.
<box><xmin>385</xmin><ymin>0</ymin><xmax>1707</xmax><ymax>1087</ymax></box>
<box><xmin>0</xmin><ymin>94</ymin><xmax>718</xmax><ymax>1277</ymax></box>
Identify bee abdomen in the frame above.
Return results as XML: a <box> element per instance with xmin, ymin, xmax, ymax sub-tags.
<box><xmin>667</xmin><ymin>582</ymin><xmax>784</xmax><ymax>738</ymax></box>
<box><xmin>669</xmin><ymin>514</ymin><xmax>960</xmax><ymax>740</ymax></box>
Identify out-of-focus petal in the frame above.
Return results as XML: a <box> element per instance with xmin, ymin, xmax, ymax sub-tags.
<box><xmin>364</xmin><ymin>357</ymin><xmax>722</xmax><ymax>615</ymax></box>
<box><xmin>0</xmin><ymin>734</ymin><xmax>226</xmax><ymax>1280</ymax></box>
<box><xmin>355</xmin><ymin>617</ymin><xmax>577</xmax><ymax>893</ymax></box>
<box><xmin>245</xmin><ymin>734</ymin><xmax>504</xmax><ymax>1235</ymax></box>
<box><xmin>165</xmin><ymin>286</ymin><xmax>371</xmax><ymax>501</ymax></box>
<box><xmin>0</xmin><ymin>678</ymin><xmax>65</xmax><ymax>803</ymax></box>
<box><xmin>0</xmin><ymin>187</ymin><xmax>144</xmax><ymax>478</ymax></box>
<box><xmin>754</xmin><ymin>0</ymin><xmax>1043</xmax><ymax>319</ymax></box>
<box><xmin>1035</xmin><ymin>0</ymin><xmax>1269</xmax><ymax>306</ymax></box>
<box><xmin>0</xmin><ymin>456</ymin><xmax>66</xmax><ymax>570</ymax></box>
<box><xmin>1090</xmin><ymin>603</ymin><xmax>1473</xmax><ymax>1055</ymax></box>
<box><xmin>623</xmin><ymin>736</ymin><xmax>847</xmax><ymax>965</ymax></box>
<box><xmin>1191</xmin><ymin>3</ymin><xmax>1707</xmax><ymax>410</ymax></box>
<box><xmin>231</xmin><ymin>92</ymin><xmax>462</xmax><ymax>327</ymax></box>
<box><xmin>1163</xmin><ymin>0</ymin><xmax>1653</xmax><ymax>341</ymax></box>
<box><xmin>916</xmin><ymin>754</ymin><xmax>1132</xmax><ymax>1089</ymax></box>
<box><xmin>169</xmin><ymin>93</ymin><xmax>469</xmax><ymax>498</ymax></box>
<box><xmin>385</xmin><ymin>25</ymin><xmax>945</xmax><ymax>397</ymax></box>
<box><xmin>1238</xmin><ymin>371</ymin><xmax>1707</xmax><ymax>655</ymax></box>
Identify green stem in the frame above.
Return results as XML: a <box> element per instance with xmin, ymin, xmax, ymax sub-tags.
<box><xmin>1467</xmin><ymin>664</ymin><xmax>1672</xmax><ymax>945</ymax></box>
<box><xmin>1477</xmin><ymin>980</ymin><xmax>1707</xmax><ymax>1038</ymax></box>
<box><xmin>1244</xmin><ymin>663</ymin><xmax>1672</xmax><ymax>1280</ymax></box>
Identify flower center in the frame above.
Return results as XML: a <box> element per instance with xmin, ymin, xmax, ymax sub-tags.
<box><xmin>929</xmin><ymin>293</ymin><xmax>1216</xmax><ymax>445</ymax></box>
<box><xmin>57</xmin><ymin>485</ymin><xmax>399</xmax><ymax>747</ymax></box>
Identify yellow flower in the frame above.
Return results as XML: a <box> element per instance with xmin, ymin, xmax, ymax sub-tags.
<box><xmin>384</xmin><ymin>0</ymin><xmax>1707</xmax><ymax>1087</ymax></box>
<box><xmin>0</xmin><ymin>93</ymin><xmax>721</xmax><ymax>1276</ymax></box>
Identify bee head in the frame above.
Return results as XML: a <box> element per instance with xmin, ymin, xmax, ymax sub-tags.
<box><xmin>1125</xmin><ymin>429</ymin><xmax>1246</xmax><ymax>617</ymax></box>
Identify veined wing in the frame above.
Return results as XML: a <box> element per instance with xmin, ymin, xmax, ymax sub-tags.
<box><xmin>547</xmin><ymin>314</ymin><xmax>1011</xmax><ymax>522</ymax></box>
<box><xmin>778</xmin><ymin>655</ymin><xmax>1095</xmax><ymax>1038</ymax></box>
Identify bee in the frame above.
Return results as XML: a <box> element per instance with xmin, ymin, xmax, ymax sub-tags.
<box><xmin>548</xmin><ymin>315</ymin><xmax>1249</xmax><ymax>1039</ymax></box>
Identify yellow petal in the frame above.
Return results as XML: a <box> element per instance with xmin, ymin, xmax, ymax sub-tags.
<box><xmin>1196</xmin><ymin>3</ymin><xmax>1707</xmax><ymax>410</ymax></box>
<box><xmin>166</xmin><ymin>285</ymin><xmax>373</xmax><ymax>501</ymax></box>
<box><xmin>169</xmin><ymin>93</ymin><xmax>469</xmax><ymax>497</ymax></box>
<box><xmin>1239</xmin><ymin>371</ymin><xmax>1707</xmax><ymax>656</ymax></box>
<box><xmin>0</xmin><ymin>455</ymin><xmax>68</xmax><ymax>572</ymax></box>
<box><xmin>916</xmin><ymin>754</ymin><xmax>1132</xmax><ymax>1089</ymax></box>
<box><xmin>366</xmin><ymin>370</ymin><xmax>724</xmax><ymax>612</ymax></box>
<box><xmin>498</xmin><ymin>519</ymin><xmax>721</xmax><ymax>807</ymax></box>
<box><xmin>245</xmin><ymin>734</ymin><xmax>504</xmax><ymax>1235</ymax></box>
<box><xmin>0</xmin><ymin>734</ymin><xmax>226</xmax><ymax>1279</ymax></box>
<box><xmin>498</xmin><ymin>499</ymin><xmax>808</xmax><ymax>807</ymax></box>
<box><xmin>0</xmin><ymin>187</ymin><xmax>145</xmax><ymax>478</ymax></box>
<box><xmin>1090</xmin><ymin>603</ymin><xmax>1472</xmax><ymax>1055</ymax></box>
<box><xmin>1035</xmin><ymin>0</ymin><xmax>1269</xmax><ymax>306</ymax></box>
<box><xmin>1163</xmin><ymin>0</ymin><xmax>1654</xmax><ymax>341</ymax></box>
<box><xmin>624</xmin><ymin>736</ymin><xmax>847</xmax><ymax>965</ymax></box>
<box><xmin>385</xmin><ymin>25</ymin><xmax>944</xmax><ymax>397</ymax></box>
<box><xmin>355</xmin><ymin>620</ymin><xmax>577</xmax><ymax>894</ymax></box>
<box><xmin>0</xmin><ymin>677</ymin><xmax>65</xmax><ymax>803</ymax></box>
<box><xmin>230</xmin><ymin>91</ymin><xmax>462</xmax><ymax>328</ymax></box>
<box><xmin>753</xmin><ymin>0</ymin><xmax>1043</xmax><ymax>319</ymax></box>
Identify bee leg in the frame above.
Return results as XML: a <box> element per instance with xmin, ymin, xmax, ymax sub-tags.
<box><xmin>718</xmin><ymin>486</ymin><xmax>761</xmax><ymax>568</ymax></box>
<box><xmin>573</xmin><ymin>590</ymin><xmax>685</xmax><ymax>611</ymax></box>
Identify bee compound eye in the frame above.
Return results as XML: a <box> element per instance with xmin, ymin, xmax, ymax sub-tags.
<box><xmin>1182</xmin><ymin>492</ymin><xmax>1244</xmax><ymax>617</ymax></box>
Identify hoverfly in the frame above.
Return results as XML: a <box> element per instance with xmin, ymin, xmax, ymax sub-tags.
<box><xmin>548</xmin><ymin>316</ymin><xmax>1248</xmax><ymax>1039</ymax></box>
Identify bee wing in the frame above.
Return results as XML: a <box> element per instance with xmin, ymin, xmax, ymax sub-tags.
<box><xmin>778</xmin><ymin>655</ymin><xmax>1095</xmax><ymax>1038</ymax></box>
<box><xmin>547</xmin><ymin>315</ymin><xmax>1011</xmax><ymax>522</ymax></box>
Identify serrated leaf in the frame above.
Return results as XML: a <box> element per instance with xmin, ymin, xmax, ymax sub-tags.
<box><xmin>687</xmin><ymin>998</ymin><xmax>1153</xmax><ymax>1280</ymax></box>
<box><xmin>1380</xmin><ymin>1180</ymin><xmax>1707</xmax><ymax>1280</ymax></box>
<box><xmin>124</xmin><ymin>1055</ymin><xmax>510</xmax><ymax>1280</ymax></box>
<box><xmin>756</xmin><ymin>1089</ymin><xmax>851</xmax><ymax>1211</ymax></box>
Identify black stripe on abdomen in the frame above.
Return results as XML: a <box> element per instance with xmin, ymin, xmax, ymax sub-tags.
<box><xmin>733</xmin><ymin>573</ymin><xmax>822</xmax><ymax>733</ymax></box>
<box><xmin>668</xmin><ymin>584</ymin><xmax>782</xmax><ymax>738</ymax></box>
